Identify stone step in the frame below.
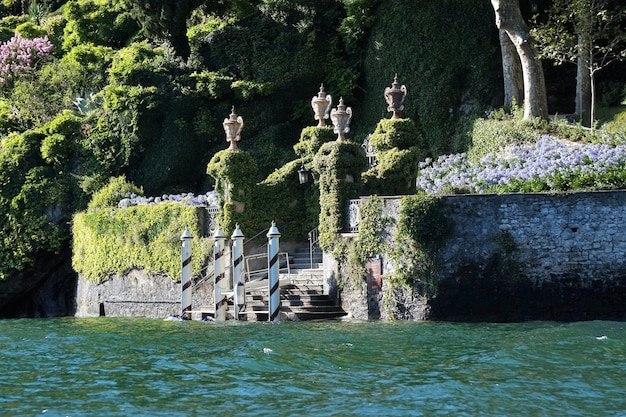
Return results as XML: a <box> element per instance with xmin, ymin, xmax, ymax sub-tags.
<box><xmin>280</xmin><ymin>308</ymin><xmax>346</xmax><ymax>321</ymax></box>
<box><xmin>289</xmin><ymin>263</ymin><xmax>323</xmax><ymax>270</ymax></box>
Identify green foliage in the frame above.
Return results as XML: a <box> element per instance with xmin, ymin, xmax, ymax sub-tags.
<box><xmin>293</xmin><ymin>126</ymin><xmax>335</xmax><ymax>159</ymax></box>
<box><xmin>467</xmin><ymin>117</ymin><xmax>543</xmax><ymax>162</ymax></box>
<box><xmin>72</xmin><ymin>202</ymin><xmax>213</xmax><ymax>282</ymax></box>
<box><xmin>108</xmin><ymin>41</ymin><xmax>171</xmax><ymax>87</ymax></box>
<box><xmin>206</xmin><ymin>149</ymin><xmax>258</xmax><ymax>234</ymax></box>
<box><xmin>0</xmin><ymin>98</ymin><xmax>18</xmax><ymax>134</ymax></box>
<box><xmin>358</xmin><ymin>0</ymin><xmax>499</xmax><ymax>156</ymax></box>
<box><xmin>63</xmin><ymin>0</ymin><xmax>139</xmax><ymax>50</ymax></box>
<box><xmin>15</xmin><ymin>21</ymin><xmax>46</xmax><ymax>38</ymax></box>
<box><xmin>368</xmin><ymin>118</ymin><xmax>421</xmax><ymax>151</ymax></box>
<box><xmin>392</xmin><ymin>195</ymin><xmax>453</xmax><ymax>292</ymax></box>
<box><xmin>60</xmin><ymin>43</ymin><xmax>113</xmax><ymax>93</ymax></box>
<box><xmin>362</xmin><ymin>147</ymin><xmax>421</xmax><ymax>195</ymax></box>
<box><xmin>87</xmin><ymin>175</ymin><xmax>143</xmax><ymax>212</ymax></box>
<box><xmin>362</xmin><ymin>118</ymin><xmax>423</xmax><ymax>195</ymax></box>
<box><xmin>190</xmin><ymin>71</ymin><xmax>232</xmax><ymax>99</ymax></box>
<box><xmin>339</xmin><ymin>0</ymin><xmax>378</xmax><ymax>51</ymax></box>
<box><xmin>353</xmin><ymin>195</ymin><xmax>390</xmax><ymax>263</ymax></box>
<box><xmin>257</xmin><ymin>158</ymin><xmax>318</xmax><ymax>239</ymax></box>
<box><xmin>0</xmin><ymin>130</ymin><xmax>69</xmax><ymax>279</ymax></box>
<box><xmin>313</xmin><ymin>140</ymin><xmax>367</xmax><ymax>253</ymax></box>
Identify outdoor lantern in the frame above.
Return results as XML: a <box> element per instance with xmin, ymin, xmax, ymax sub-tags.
<box><xmin>384</xmin><ymin>74</ymin><xmax>407</xmax><ymax>119</ymax></box>
<box><xmin>330</xmin><ymin>97</ymin><xmax>352</xmax><ymax>141</ymax></box>
<box><xmin>298</xmin><ymin>164</ymin><xmax>309</xmax><ymax>184</ymax></box>
<box><xmin>223</xmin><ymin>106</ymin><xmax>244</xmax><ymax>151</ymax></box>
<box><xmin>311</xmin><ymin>84</ymin><xmax>332</xmax><ymax>127</ymax></box>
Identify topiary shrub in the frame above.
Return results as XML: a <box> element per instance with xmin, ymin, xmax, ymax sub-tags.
<box><xmin>313</xmin><ymin>140</ymin><xmax>367</xmax><ymax>252</ymax></box>
<box><xmin>257</xmin><ymin>158</ymin><xmax>318</xmax><ymax>239</ymax></box>
<box><xmin>293</xmin><ymin>126</ymin><xmax>336</xmax><ymax>159</ymax></box>
<box><xmin>362</xmin><ymin>118</ymin><xmax>423</xmax><ymax>195</ymax></box>
<box><xmin>206</xmin><ymin>149</ymin><xmax>258</xmax><ymax>235</ymax></box>
<box><xmin>368</xmin><ymin>118</ymin><xmax>421</xmax><ymax>151</ymax></box>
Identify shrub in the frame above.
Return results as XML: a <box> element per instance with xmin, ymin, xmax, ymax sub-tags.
<box><xmin>87</xmin><ymin>175</ymin><xmax>143</xmax><ymax>212</ymax></box>
<box><xmin>0</xmin><ymin>33</ymin><xmax>53</xmax><ymax>84</ymax></box>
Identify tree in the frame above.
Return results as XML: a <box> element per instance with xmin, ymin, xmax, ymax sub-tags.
<box><xmin>491</xmin><ymin>0</ymin><xmax>548</xmax><ymax>119</ymax></box>
<box><xmin>121</xmin><ymin>0</ymin><xmax>254</xmax><ymax>61</ymax></box>
<box><xmin>122</xmin><ymin>0</ymin><xmax>203</xmax><ymax>61</ymax></box>
<box><xmin>532</xmin><ymin>0</ymin><xmax>626</xmax><ymax>128</ymax></box>
<box><xmin>498</xmin><ymin>28</ymin><xmax>523</xmax><ymax>107</ymax></box>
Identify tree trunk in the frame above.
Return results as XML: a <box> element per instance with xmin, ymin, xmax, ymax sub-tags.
<box><xmin>491</xmin><ymin>0</ymin><xmax>548</xmax><ymax>119</ymax></box>
<box><xmin>499</xmin><ymin>29</ymin><xmax>524</xmax><ymax>108</ymax></box>
<box><xmin>575</xmin><ymin>35</ymin><xmax>592</xmax><ymax>125</ymax></box>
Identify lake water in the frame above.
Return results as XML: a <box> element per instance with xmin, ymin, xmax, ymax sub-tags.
<box><xmin>1</xmin><ymin>318</ymin><xmax>625</xmax><ymax>416</ymax></box>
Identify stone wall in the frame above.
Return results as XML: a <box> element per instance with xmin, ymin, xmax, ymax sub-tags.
<box><xmin>336</xmin><ymin>191</ymin><xmax>626</xmax><ymax>321</ymax></box>
<box><xmin>75</xmin><ymin>270</ymin><xmax>213</xmax><ymax>319</ymax></box>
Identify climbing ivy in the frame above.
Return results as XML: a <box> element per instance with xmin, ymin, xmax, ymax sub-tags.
<box><xmin>206</xmin><ymin>149</ymin><xmax>258</xmax><ymax>235</ymax></box>
<box><xmin>362</xmin><ymin>118</ymin><xmax>423</xmax><ymax>195</ymax></box>
<box><xmin>72</xmin><ymin>202</ymin><xmax>212</xmax><ymax>283</ymax></box>
<box><xmin>293</xmin><ymin>126</ymin><xmax>336</xmax><ymax>160</ymax></box>
<box><xmin>313</xmin><ymin>140</ymin><xmax>367</xmax><ymax>254</ymax></box>
<box><xmin>353</xmin><ymin>196</ymin><xmax>391</xmax><ymax>263</ymax></box>
<box><xmin>392</xmin><ymin>195</ymin><xmax>453</xmax><ymax>294</ymax></box>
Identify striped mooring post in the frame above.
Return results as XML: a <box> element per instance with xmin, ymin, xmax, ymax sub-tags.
<box><xmin>231</xmin><ymin>224</ymin><xmax>246</xmax><ymax>320</ymax></box>
<box><xmin>180</xmin><ymin>227</ymin><xmax>193</xmax><ymax>319</ymax></box>
<box><xmin>267</xmin><ymin>221</ymin><xmax>281</xmax><ymax>323</ymax></box>
<box><xmin>213</xmin><ymin>226</ymin><xmax>228</xmax><ymax>321</ymax></box>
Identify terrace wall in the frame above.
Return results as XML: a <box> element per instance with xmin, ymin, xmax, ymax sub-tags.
<box><xmin>338</xmin><ymin>191</ymin><xmax>626</xmax><ymax>321</ymax></box>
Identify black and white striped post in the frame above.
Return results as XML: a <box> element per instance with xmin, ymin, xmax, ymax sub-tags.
<box><xmin>267</xmin><ymin>221</ymin><xmax>281</xmax><ymax>323</ymax></box>
<box><xmin>213</xmin><ymin>226</ymin><xmax>227</xmax><ymax>321</ymax></box>
<box><xmin>231</xmin><ymin>224</ymin><xmax>246</xmax><ymax>320</ymax></box>
<box><xmin>180</xmin><ymin>227</ymin><xmax>193</xmax><ymax>319</ymax></box>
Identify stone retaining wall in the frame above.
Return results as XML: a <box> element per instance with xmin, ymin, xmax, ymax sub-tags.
<box><xmin>337</xmin><ymin>191</ymin><xmax>626</xmax><ymax>321</ymax></box>
<box><xmin>75</xmin><ymin>269</ymin><xmax>213</xmax><ymax>319</ymax></box>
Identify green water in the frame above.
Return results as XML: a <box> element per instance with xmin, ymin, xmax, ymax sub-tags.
<box><xmin>0</xmin><ymin>318</ymin><xmax>625</xmax><ymax>417</ymax></box>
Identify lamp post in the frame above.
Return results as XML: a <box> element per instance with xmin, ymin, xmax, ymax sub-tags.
<box><xmin>311</xmin><ymin>84</ymin><xmax>332</xmax><ymax>127</ymax></box>
<box><xmin>330</xmin><ymin>97</ymin><xmax>352</xmax><ymax>141</ymax></box>
<box><xmin>223</xmin><ymin>106</ymin><xmax>244</xmax><ymax>151</ymax></box>
<box><xmin>384</xmin><ymin>74</ymin><xmax>407</xmax><ymax>119</ymax></box>
<box><xmin>298</xmin><ymin>164</ymin><xmax>309</xmax><ymax>184</ymax></box>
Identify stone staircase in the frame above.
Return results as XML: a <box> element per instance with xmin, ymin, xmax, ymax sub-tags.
<box><xmin>234</xmin><ymin>245</ymin><xmax>345</xmax><ymax>321</ymax></box>
<box><xmin>193</xmin><ymin>243</ymin><xmax>345</xmax><ymax>321</ymax></box>
<box><xmin>279</xmin><ymin>244</ymin><xmax>346</xmax><ymax>321</ymax></box>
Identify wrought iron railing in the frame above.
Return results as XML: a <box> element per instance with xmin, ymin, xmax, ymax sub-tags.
<box><xmin>308</xmin><ymin>227</ymin><xmax>320</xmax><ymax>268</ymax></box>
<box><xmin>345</xmin><ymin>199</ymin><xmax>361</xmax><ymax>233</ymax></box>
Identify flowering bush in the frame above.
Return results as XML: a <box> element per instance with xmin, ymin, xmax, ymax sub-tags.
<box><xmin>0</xmin><ymin>34</ymin><xmax>53</xmax><ymax>84</ymax></box>
<box><xmin>416</xmin><ymin>135</ymin><xmax>626</xmax><ymax>194</ymax></box>
<box><xmin>117</xmin><ymin>191</ymin><xmax>219</xmax><ymax>209</ymax></box>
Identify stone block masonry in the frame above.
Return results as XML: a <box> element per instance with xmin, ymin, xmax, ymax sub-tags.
<box><xmin>438</xmin><ymin>192</ymin><xmax>626</xmax><ymax>285</ymax></box>
<box><xmin>341</xmin><ymin>191</ymin><xmax>626</xmax><ymax>321</ymax></box>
